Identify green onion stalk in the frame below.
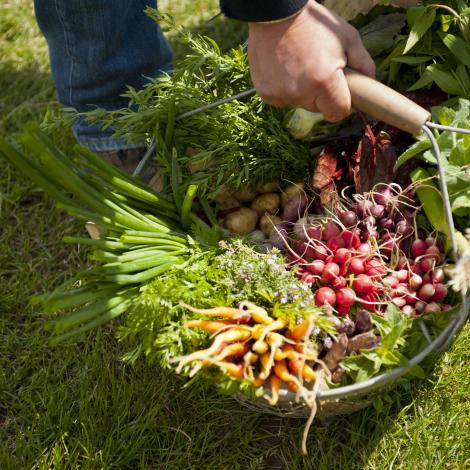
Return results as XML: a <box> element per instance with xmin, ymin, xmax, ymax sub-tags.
<box><xmin>0</xmin><ymin>123</ymin><xmax>221</xmax><ymax>341</ymax></box>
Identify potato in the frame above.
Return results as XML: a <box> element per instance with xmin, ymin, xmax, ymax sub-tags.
<box><xmin>225</xmin><ymin>208</ymin><xmax>259</xmax><ymax>235</ymax></box>
<box><xmin>250</xmin><ymin>193</ymin><xmax>281</xmax><ymax>216</ymax></box>
<box><xmin>214</xmin><ymin>189</ymin><xmax>240</xmax><ymax>211</ymax></box>
<box><xmin>281</xmin><ymin>182</ymin><xmax>305</xmax><ymax>208</ymax></box>
<box><xmin>232</xmin><ymin>187</ymin><xmax>258</xmax><ymax>203</ymax></box>
<box><xmin>259</xmin><ymin>214</ymin><xmax>283</xmax><ymax>236</ymax></box>
<box><xmin>256</xmin><ymin>182</ymin><xmax>280</xmax><ymax>193</ymax></box>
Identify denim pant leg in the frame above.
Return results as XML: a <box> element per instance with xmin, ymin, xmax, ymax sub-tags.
<box><xmin>34</xmin><ymin>0</ymin><xmax>172</xmax><ymax>151</ymax></box>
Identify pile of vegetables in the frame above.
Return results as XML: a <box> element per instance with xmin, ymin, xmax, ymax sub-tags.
<box><xmin>2</xmin><ymin>4</ymin><xmax>469</xmax><ymax>454</ymax></box>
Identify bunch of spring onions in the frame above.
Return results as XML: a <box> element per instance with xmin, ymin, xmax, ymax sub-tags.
<box><xmin>0</xmin><ymin>124</ymin><xmax>216</xmax><ymax>342</ymax></box>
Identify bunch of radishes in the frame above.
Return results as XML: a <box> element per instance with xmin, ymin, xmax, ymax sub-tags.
<box><xmin>276</xmin><ymin>184</ymin><xmax>450</xmax><ymax>317</ymax></box>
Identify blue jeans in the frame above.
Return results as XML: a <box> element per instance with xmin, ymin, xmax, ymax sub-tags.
<box><xmin>34</xmin><ymin>0</ymin><xmax>172</xmax><ymax>151</ymax></box>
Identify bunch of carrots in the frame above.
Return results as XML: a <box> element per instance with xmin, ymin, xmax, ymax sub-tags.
<box><xmin>175</xmin><ymin>302</ymin><xmax>326</xmax><ymax>407</ymax></box>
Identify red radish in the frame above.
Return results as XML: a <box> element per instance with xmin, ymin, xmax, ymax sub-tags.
<box><xmin>432</xmin><ymin>268</ymin><xmax>445</xmax><ymax>284</ymax></box>
<box><xmin>419</xmin><ymin>257</ymin><xmax>435</xmax><ymax>273</ymax></box>
<box><xmin>331</xmin><ymin>277</ymin><xmax>347</xmax><ymax>290</ymax></box>
<box><xmin>350</xmin><ymin>257</ymin><xmax>365</xmax><ymax>274</ymax></box>
<box><xmin>405</xmin><ymin>294</ymin><xmax>417</xmax><ymax>305</ymax></box>
<box><xmin>415</xmin><ymin>301</ymin><xmax>426</xmax><ymax>314</ymax></box>
<box><xmin>340</xmin><ymin>210</ymin><xmax>358</xmax><ymax>228</ymax></box>
<box><xmin>424</xmin><ymin>302</ymin><xmax>440</xmax><ymax>314</ymax></box>
<box><xmin>379</xmin><ymin>217</ymin><xmax>395</xmax><ymax>231</ymax></box>
<box><xmin>341</xmin><ymin>230</ymin><xmax>361</xmax><ymax>249</ymax></box>
<box><xmin>425</xmin><ymin>245</ymin><xmax>441</xmax><ymax>261</ymax></box>
<box><xmin>338</xmin><ymin>262</ymin><xmax>349</xmax><ymax>277</ymax></box>
<box><xmin>383</xmin><ymin>276</ymin><xmax>399</xmax><ymax>289</ymax></box>
<box><xmin>396</xmin><ymin>269</ymin><xmax>409</xmax><ymax>283</ymax></box>
<box><xmin>431</xmin><ymin>283</ymin><xmax>447</xmax><ymax>302</ymax></box>
<box><xmin>357</xmin><ymin>243</ymin><xmax>372</xmax><ymax>255</ymax></box>
<box><xmin>392</xmin><ymin>297</ymin><xmax>407</xmax><ymax>308</ymax></box>
<box><xmin>374</xmin><ymin>187</ymin><xmax>393</xmax><ymax>206</ymax></box>
<box><xmin>306</xmin><ymin>225</ymin><xmax>322</xmax><ymax>241</ymax></box>
<box><xmin>359</xmin><ymin>292</ymin><xmax>377</xmax><ymax>307</ymax></box>
<box><xmin>418</xmin><ymin>283</ymin><xmax>435</xmax><ymax>301</ymax></box>
<box><xmin>402</xmin><ymin>305</ymin><xmax>415</xmax><ymax>315</ymax></box>
<box><xmin>370</xmin><ymin>204</ymin><xmax>385</xmax><ymax>219</ymax></box>
<box><xmin>380</xmin><ymin>232</ymin><xmax>396</xmax><ymax>256</ymax></box>
<box><xmin>325</xmin><ymin>254</ymin><xmax>335</xmax><ymax>263</ymax></box>
<box><xmin>396</xmin><ymin>220</ymin><xmax>412</xmax><ymax>237</ymax></box>
<box><xmin>327</xmin><ymin>236</ymin><xmax>345</xmax><ymax>251</ymax></box>
<box><xmin>409</xmin><ymin>274</ymin><xmax>423</xmax><ymax>291</ymax></box>
<box><xmin>353</xmin><ymin>274</ymin><xmax>374</xmax><ymax>294</ymax></box>
<box><xmin>315</xmin><ymin>287</ymin><xmax>336</xmax><ymax>306</ymax></box>
<box><xmin>410</xmin><ymin>263</ymin><xmax>422</xmax><ymax>275</ymax></box>
<box><xmin>421</xmin><ymin>273</ymin><xmax>431</xmax><ymax>284</ymax></box>
<box><xmin>425</xmin><ymin>237</ymin><xmax>435</xmax><ymax>247</ymax></box>
<box><xmin>336</xmin><ymin>305</ymin><xmax>350</xmax><ymax>316</ymax></box>
<box><xmin>323</xmin><ymin>262</ymin><xmax>340</xmax><ymax>281</ymax></box>
<box><xmin>306</xmin><ymin>259</ymin><xmax>325</xmax><ymax>276</ymax></box>
<box><xmin>411</xmin><ymin>240</ymin><xmax>427</xmax><ymax>258</ymax></box>
<box><xmin>334</xmin><ymin>248</ymin><xmax>350</xmax><ymax>264</ymax></box>
<box><xmin>301</xmin><ymin>273</ymin><xmax>316</xmax><ymax>285</ymax></box>
<box><xmin>323</xmin><ymin>221</ymin><xmax>341</xmax><ymax>241</ymax></box>
<box><xmin>365</xmin><ymin>258</ymin><xmax>386</xmax><ymax>277</ymax></box>
<box><xmin>397</xmin><ymin>256</ymin><xmax>408</xmax><ymax>270</ymax></box>
<box><xmin>356</xmin><ymin>199</ymin><xmax>374</xmax><ymax>216</ymax></box>
<box><xmin>336</xmin><ymin>287</ymin><xmax>356</xmax><ymax>307</ymax></box>
<box><xmin>313</xmin><ymin>245</ymin><xmax>328</xmax><ymax>260</ymax></box>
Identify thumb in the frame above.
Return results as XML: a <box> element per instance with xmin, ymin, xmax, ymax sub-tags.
<box><xmin>314</xmin><ymin>69</ymin><xmax>352</xmax><ymax>122</ymax></box>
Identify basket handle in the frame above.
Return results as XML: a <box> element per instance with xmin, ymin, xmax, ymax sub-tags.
<box><xmin>344</xmin><ymin>68</ymin><xmax>430</xmax><ymax>135</ymax></box>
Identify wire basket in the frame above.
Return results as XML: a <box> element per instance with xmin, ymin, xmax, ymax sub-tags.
<box><xmin>134</xmin><ymin>87</ymin><xmax>469</xmax><ymax>419</ymax></box>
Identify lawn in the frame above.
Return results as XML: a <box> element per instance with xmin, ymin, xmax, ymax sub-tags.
<box><xmin>0</xmin><ymin>1</ymin><xmax>469</xmax><ymax>468</ymax></box>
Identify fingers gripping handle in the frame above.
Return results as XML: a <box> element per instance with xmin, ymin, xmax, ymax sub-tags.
<box><xmin>344</xmin><ymin>68</ymin><xmax>431</xmax><ymax>135</ymax></box>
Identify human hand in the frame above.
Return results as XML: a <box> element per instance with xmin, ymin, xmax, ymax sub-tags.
<box><xmin>247</xmin><ymin>0</ymin><xmax>376</xmax><ymax>122</ymax></box>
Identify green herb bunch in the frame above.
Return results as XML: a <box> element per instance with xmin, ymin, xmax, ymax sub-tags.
<box><xmin>120</xmin><ymin>240</ymin><xmax>331</xmax><ymax>367</ymax></box>
<box><xmin>80</xmin><ymin>11</ymin><xmax>311</xmax><ymax>195</ymax></box>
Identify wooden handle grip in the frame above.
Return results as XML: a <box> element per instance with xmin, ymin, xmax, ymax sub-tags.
<box><xmin>344</xmin><ymin>68</ymin><xmax>430</xmax><ymax>135</ymax></box>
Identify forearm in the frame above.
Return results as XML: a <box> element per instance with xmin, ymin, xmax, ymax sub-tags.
<box><xmin>219</xmin><ymin>0</ymin><xmax>308</xmax><ymax>23</ymax></box>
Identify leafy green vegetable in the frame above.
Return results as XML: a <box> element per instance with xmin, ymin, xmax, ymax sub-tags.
<box><xmin>359</xmin><ymin>13</ymin><xmax>406</xmax><ymax>57</ymax></box>
<box><xmin>376</xmin><ymin>1</ymin><xmax>470</xmax><ymax>96</ymax></box>
<box><xmin>341</xmin><ymin>305</ymin><xmax>413</xmax><ymax>383</ymax></box>
<box><xmin>404</xmin><ymin>6</ymin><xmax>436</xmax><ymax>54</ymax></box>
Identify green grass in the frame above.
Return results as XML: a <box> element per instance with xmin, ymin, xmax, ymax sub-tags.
<box><xmin>1</xmin><ymin>1</ymin><xmax>469</xmax><ymax>468</ymax></box>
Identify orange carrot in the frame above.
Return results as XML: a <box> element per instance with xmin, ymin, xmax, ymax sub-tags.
<box><xmin>185</xmin><ymin>319</ymin><xmax>235</xmax><ymax>333</ymax></box>
<box><xmin>274</xmin><ymin>359</ymin><xmax>298</xmax><ymax>384</ymax></box>
<box><xmin>216</xmin><ymin>361</ymin><xmax>244</xmax><ymax>379</ymax></box>
<box><xmin>288</xmin><ymin>317</ymin><xmax>313</xmax><ymax>341</ymax></box>
<box><xmin>251</xmin><ymin>377</ymin><xmax>265</xmax><ymax>387</ymax></box>
<box><xmin>213</xmin><ymin>342</ymin><xmax>249</xmax><ymax>361</ymax></box>
<box><xmin>239</xmin><ymin>301</ymin><xmax>273</xmax><ymax>325</ymax></box>
<box><xmin>175</xmin><ymin>327</ymin><xmax>251</xmax><ymax>373</ymax></box>
<box><xmin>268</xmin><ymin>375</ymin><xmax>282</xmax><ymax>405</ymax></box>
<box><xmin>180</xmin><ymin>302</ymin><xmax>250</xmax><ymax>322</ymax></box>
<box><xmin>288</xmin><ymin>359</ymin><xmax>317</xmax><ymax>382</ymax></box>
